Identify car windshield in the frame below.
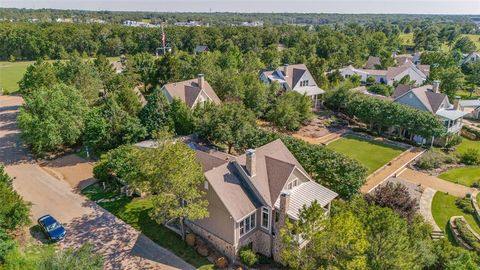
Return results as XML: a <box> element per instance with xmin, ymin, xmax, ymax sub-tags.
<box><xmin>46</xmin><ymin>222</ymin><xmax>61</xmax><ymax>232</ymax></box>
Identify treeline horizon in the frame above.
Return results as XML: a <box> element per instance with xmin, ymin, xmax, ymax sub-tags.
<box><xmin>1</xmin><ymin>7</ymin><xmax>477</xmax><ymax>26</ymax></box>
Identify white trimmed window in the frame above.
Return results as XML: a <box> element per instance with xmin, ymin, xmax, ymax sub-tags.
<box><xmin>287</xmin><ymin>178</ymin><xmax>298</xmax><ymax>190</ymax></box>
<box><xmin>239</xmin><ymin>212</ymin><xmax>256</xmax><ymax>236</ymax></box>
<box><xmin>261</xmin><ymin>207</ymin><xmax>270</xmax><ymax>230</ymax></box>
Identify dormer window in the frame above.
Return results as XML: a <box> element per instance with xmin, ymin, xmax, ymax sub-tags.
<box><xmin>287</xmin><ymin>178</ymin><xmax>298</xmax><ymax>190</ymax></box>
<box><xmin>299</xmin><ymin>80</ymin><xmax>309</xmax><ymax>87</ymax></box>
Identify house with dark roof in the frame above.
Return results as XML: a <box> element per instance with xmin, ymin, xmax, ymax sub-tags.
<box><xmin>161</xmin><ymin>74</ymin><xmax>221</xmax><ymax>109</ymax></box>
<box><xmin>189</xmin><ymin>139</ymin><xmax>336</xmax><ymax>263</ymax></box>
<box><xmin>260</xmin><ymin>64</ymin><xmax>325</xmax><ymax>108</ymax></box>
<box><xmin>393</xmin><ymin>81</ymin><xmax>468</xmax><ymax>144</ymax></box>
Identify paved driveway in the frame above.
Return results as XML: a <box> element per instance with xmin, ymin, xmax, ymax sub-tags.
<box><xmin>0</xmin><ymin>95</ymin><xmax>195</xmax><ymax>270</ymax></box>
<box><xmin>398</xmin><ymin>168</ymin><xmax>474</xmax><ymax>198</ymax></box>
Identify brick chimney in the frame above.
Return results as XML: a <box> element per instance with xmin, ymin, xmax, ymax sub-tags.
<box><xmin>283</xmin><ymin>64</ymin><xmax>289</xmax><ymax>76</ymax></box>
<box><xmin>432</xmin><ymin>80</ymin><xmax>440</xmax><ymax>93</ymax></box>
<box><xmin>246</xmin><ymin>149</ymin><xmax>256</xmax><ymax>177</ymax></box>
<box><xmin>198</xmin><ymin>74</ymin><xmax>205</xmax><ymax>90</ymax></box>
<box><xmin>454</xmin><ymin>96</ymin><xmax>461</xmax><ymax>110</ymax></box>
<box><xmin>279</xmin><ymin>192</ymin><xmax>290</xmax><ymax>217</ymax></box>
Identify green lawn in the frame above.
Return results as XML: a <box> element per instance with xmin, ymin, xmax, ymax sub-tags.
<box><xmin>431</xmin><ymin>192</ymin><xmax>480</xmax><ymax>243</ymax></box>
<box><xmin>456</xmin><ymin>138</ymin><xmax>480</xmax><ymax>155</ymax></box>
<box><xmin>82</xmin><ymin>184</ymin><xmax>214</xmax><ymax>270</ymax></box>
<box><xmin>457</xmin><ymin>90</ymin><xmax>480</xmax><ymax>100</ymax></box>
<box><xmin>0</xmin><ymin>57</ymin><xmax>120</xmax><ymax>94</ymax></box>
<box><xmin>438</xmin><ymin>167</ymin><xmax>480</xmax><ymax>187</ymax></box>
<box><xmin>326</xmin><ymin>134</ymin><xmax>405</xmax><ymax>174</ymax></box>
<box><xmin>0</xmin><ymin>61</ymin><xmax>35</xmax><ymax>93</ymax></box>
<box><xmin>399</xmin><ymin>33</ymin><xmax>414</xmax><ymax>46</ymax></box>
<box><xmin>463</xmin><ymin>34</ymin><xmax>480</xmax><ymax>51</ymax></box>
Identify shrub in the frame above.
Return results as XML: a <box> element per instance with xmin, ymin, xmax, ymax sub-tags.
<box><xmin>367</xmin><ymin>84</ymin><xmax>394</xmax><ymax>96</ymax></box>
<box><xmin>239</xmin><ymin>246</ymin><xmax>258</xmax><ymax>267</ymax></box>
<box><xmin>416</xmin><ymin>149</ymin><xmax>455</xmax><ymax>170</ymax></box>
<box><xmin>365</xmin><ymin>182</ymin><xmax>418</xmax><ymax>220</ymax></box>
<box><xmin>455</xmin><ymin>197</ymin><xmax>475</xmax><ymax>215</ymax></box>
<box><xmin>460</xmin><ymin>148</ymin><xmax>480</xmax><ymax>165</ymax></box>
<box><xmin>454</xmin><ymin>218</ymin><xmax>480</xmax><ymax>253</ymax></box>
<box><xmin>445</xmin><ymin>134</ymin><xmax>463</xmax><ymax>148</ymax></box>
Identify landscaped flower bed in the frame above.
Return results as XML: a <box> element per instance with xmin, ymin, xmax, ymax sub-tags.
<box><xmin>451</xmin><ymin>216</ymin><xmax>480</xmax><ymax>253</ymax></box>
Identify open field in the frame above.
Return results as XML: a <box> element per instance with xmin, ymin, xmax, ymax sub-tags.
<box><xmin>439</xmin><ymin>167</ymin><xmax>480</xmax><ymax>187</ymax></box>
<box><xmin>399</xmin><ymin>33</ymin><xmax>480</xmax><ymax>51</ymax></box>
<box><xmin>0</xmin><ymin>61</ymin><xmax>35</xmax><ymax>93</ymax></box>
<box><xmin>399</xmin><ymin>33</ymin><xmax>414</xmax><ymax>46</ymax></box>
<box><xmin>82</xmin><ymin>184</ymin><xmax>214</xmax><ymax>270</ymax></box>
<box><xmin>0</xmin><ymin>57</ymin><xmax>120</xmax><ymax>93</ymax></box>
<box><xmin>432</xmin><ymin>192</ymin><xmax>480</xmax><ymax>243</ymax></box>
<box><xmin>326</xmin><ymin>134</ymin><xmax>404</xmax><ymax>174</ymax></box>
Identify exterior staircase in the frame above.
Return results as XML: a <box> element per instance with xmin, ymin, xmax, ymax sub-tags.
<box><xmin>431</xmin><ymin>230</ymin><xmax>445</xmax><ymax>240</ymax></box>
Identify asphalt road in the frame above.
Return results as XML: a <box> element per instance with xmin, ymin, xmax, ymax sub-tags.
<box><xmin>0</xmin><ymin>95</ymin><xmax>195</xmax><ymax>270</ymax></box>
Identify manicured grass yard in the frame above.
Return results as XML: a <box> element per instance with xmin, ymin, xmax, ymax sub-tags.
<box><xmin>326</xmin><ymin>134</ymin><xmax>405</xmax><ymax>174</ymax></box>
<box><xmin>439</xmin><ymin>167</ymin><xmax>480</xmax><ymax>187</ymax></box>
<box><xmin>456</xmin><ymin>138</ymin><xmax>480</xmax><ymax>155</ymax></box>
<box><xmin>0</xmin><ymin>61</ymin><xmax>35</xmax><ymax>93</ymax></box>
<box><xmin>432</xmin><ymin>192</ymin><xmax>480</xmax><ymax>243</ymax></box>
<box><xmin>0</xmin><ymin>57</ymin><xmax>120</xmax><ymax>94</ymax></box>
<box><xmin>82</xmin><ymin>184</ymin><xmax>214</xmax><ymax>270</ymax></box>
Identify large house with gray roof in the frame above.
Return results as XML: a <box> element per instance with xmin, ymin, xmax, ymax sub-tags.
<box><xmin>260</xmin><ymin>64</ymin><xmax>325</xmax><ymax>108</ymax></box>
<box><xmin>339</xmin><ymin>61</ymin><xmax>429</xmax><ymax>87</ymax></box>
<box><xmin>188</xmin><ymin>139</ymin><xmax>337</xmax><ymax>263</ymax></box>
<box><xmin>393</xmin><ymin>81</ymin><xmax>468</xmax><ymax>144</ymax></box>
<box><xmin>161</xmin><ymin>74</ymin><xmax>221</xmax><ymax>109</ymax></box>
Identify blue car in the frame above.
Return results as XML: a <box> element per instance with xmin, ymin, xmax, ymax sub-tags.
<box><xmin>37</xmin><ymin>215</ymin><xmax>66</xmax><ymax>242</ymax></box>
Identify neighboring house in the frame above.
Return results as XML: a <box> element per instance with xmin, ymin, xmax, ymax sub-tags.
<box><xmin>459</xmin><ymin>99</ymin><xmax>480</xmax><ymax>119</ymax></box>
<box><xmin>385</xmin><ymin>62</ymin><xmax>428</xmax><ymax>86</ymax></box>
<box><xmin>194</xmin><ymin>45</ymin><xmax>209</xmax><ymax>54</ymax></box>
<box><xmin>260</xmin><ymin>64</ymin><xmax>325</xmax><ymax>107</ymax></box>
<box><xmin>188</xmin><ymin>139</ymin><xmax>338</xmax><ymax>263</ymax></box>
<box><xmin>338</xmin><ymin>65</ymin><xmax>387</xmax><ymax>84</ymax></box>
<box><xmin>462</xmin><ymin>52</ymin><xmax>480</xmax><ymax>65</ymax></box>
<box><xmin>395</xmin><ymin>52</ymin><xmax>422</xmax><ymax>65</ymax></box>
<box><xmin>338</xmin><ymin>61</ymin><xmax>429</xmax><ymax>86</ymax></box>
<box><xmin>364</xmin><ymin>56</ymin><xmax>382</xmax><ymax>69</ymax></box>
<box><xmin>161</xmin><ymin>74</ymin><xmax>221</xmax><ymax>109</ymax></box>
<box><xmin>393</xmin><ymin>81</ymin><xmax>468</xmax><ymax>144</ymax></box>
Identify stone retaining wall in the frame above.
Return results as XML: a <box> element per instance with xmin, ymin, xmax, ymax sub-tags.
<box><xmin>449</xmin><ymin>216</ymin><xmax>473</xmax><ymax>250</ymax></box>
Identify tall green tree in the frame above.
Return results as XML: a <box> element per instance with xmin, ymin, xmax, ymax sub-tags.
<box><xmin>169</xmin><ymin>98</ymin><xmax>195</xmax><ymax>135</ymax></box>
<box><xmin>133</xmin><ymin>136</ymin><xmax>208</xmax><ymax>239</ymax></box>
<box><xmin>453</xmin><ymin>36</ymin><xmax>477</xmax><ymax>54</ymax></box>
<box><xmin>139</xmin><ymin>87</ymin><xmax>172</xmax><ymax>135</ymax></box>
<box><xmin>197</xmin><ymin>103</ymin><xmax>257</xmax><ymax>154</ymax></box>
<box><xmin>268</xmin><ymin>91</ymin><xmax>313</xmax><ymax>131</ymax></box>
<box><xmin>18</xmin><ymin>59</ymin><xmax>59</xmax><ymax>96</ymax></box>
<box><xmin>18</xmin><ymin>83</ymin><xmax>88</xmax><ymax>154</ymax></box>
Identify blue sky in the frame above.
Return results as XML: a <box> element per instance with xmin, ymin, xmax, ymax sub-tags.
<box><xmin>1</xmin><ymin>0</ymin><xmax>479</xmax><ymax>14</ymax></box>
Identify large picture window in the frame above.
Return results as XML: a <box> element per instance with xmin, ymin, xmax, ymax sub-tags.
<box><xmin>239</xmin><ymin>212</ymin><xmax>256</xmax><ymax>236</ymax></box>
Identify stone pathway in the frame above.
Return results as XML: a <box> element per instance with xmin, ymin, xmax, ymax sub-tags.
<box><xmin>419</xmin><ymin>188</ymin><xmax>442</xmax><ymax>233</ymax></box>
<box><xmin>398</xmin><ymin>169</ymin><xmax>475</xmax><ymax>198</ymax></box>
<box><xmin>360</xmin><ymin>147</ymin><xmax>425</xmax><ymax>193</ymax></box>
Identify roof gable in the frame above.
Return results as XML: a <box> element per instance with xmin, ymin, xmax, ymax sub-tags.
<box><xmin>265</xmin><ymin>156</ymin><xmax>296</xmax><ymax>206</ymax></box>
<box><xmin>163</xmin><ymin>78</ymin><xmax>221</xmax><ymax>108</ymax></box>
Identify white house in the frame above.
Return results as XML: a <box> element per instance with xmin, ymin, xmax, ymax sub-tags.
<box><xmin>393</xmin><ymin>81</ymin><xmax>468</xmax><ymax>144</ymax></box>
<box><xmin>260</xmin><ymin>64</ymin><xmax>325</xmax><ymax>107</ymax></box>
